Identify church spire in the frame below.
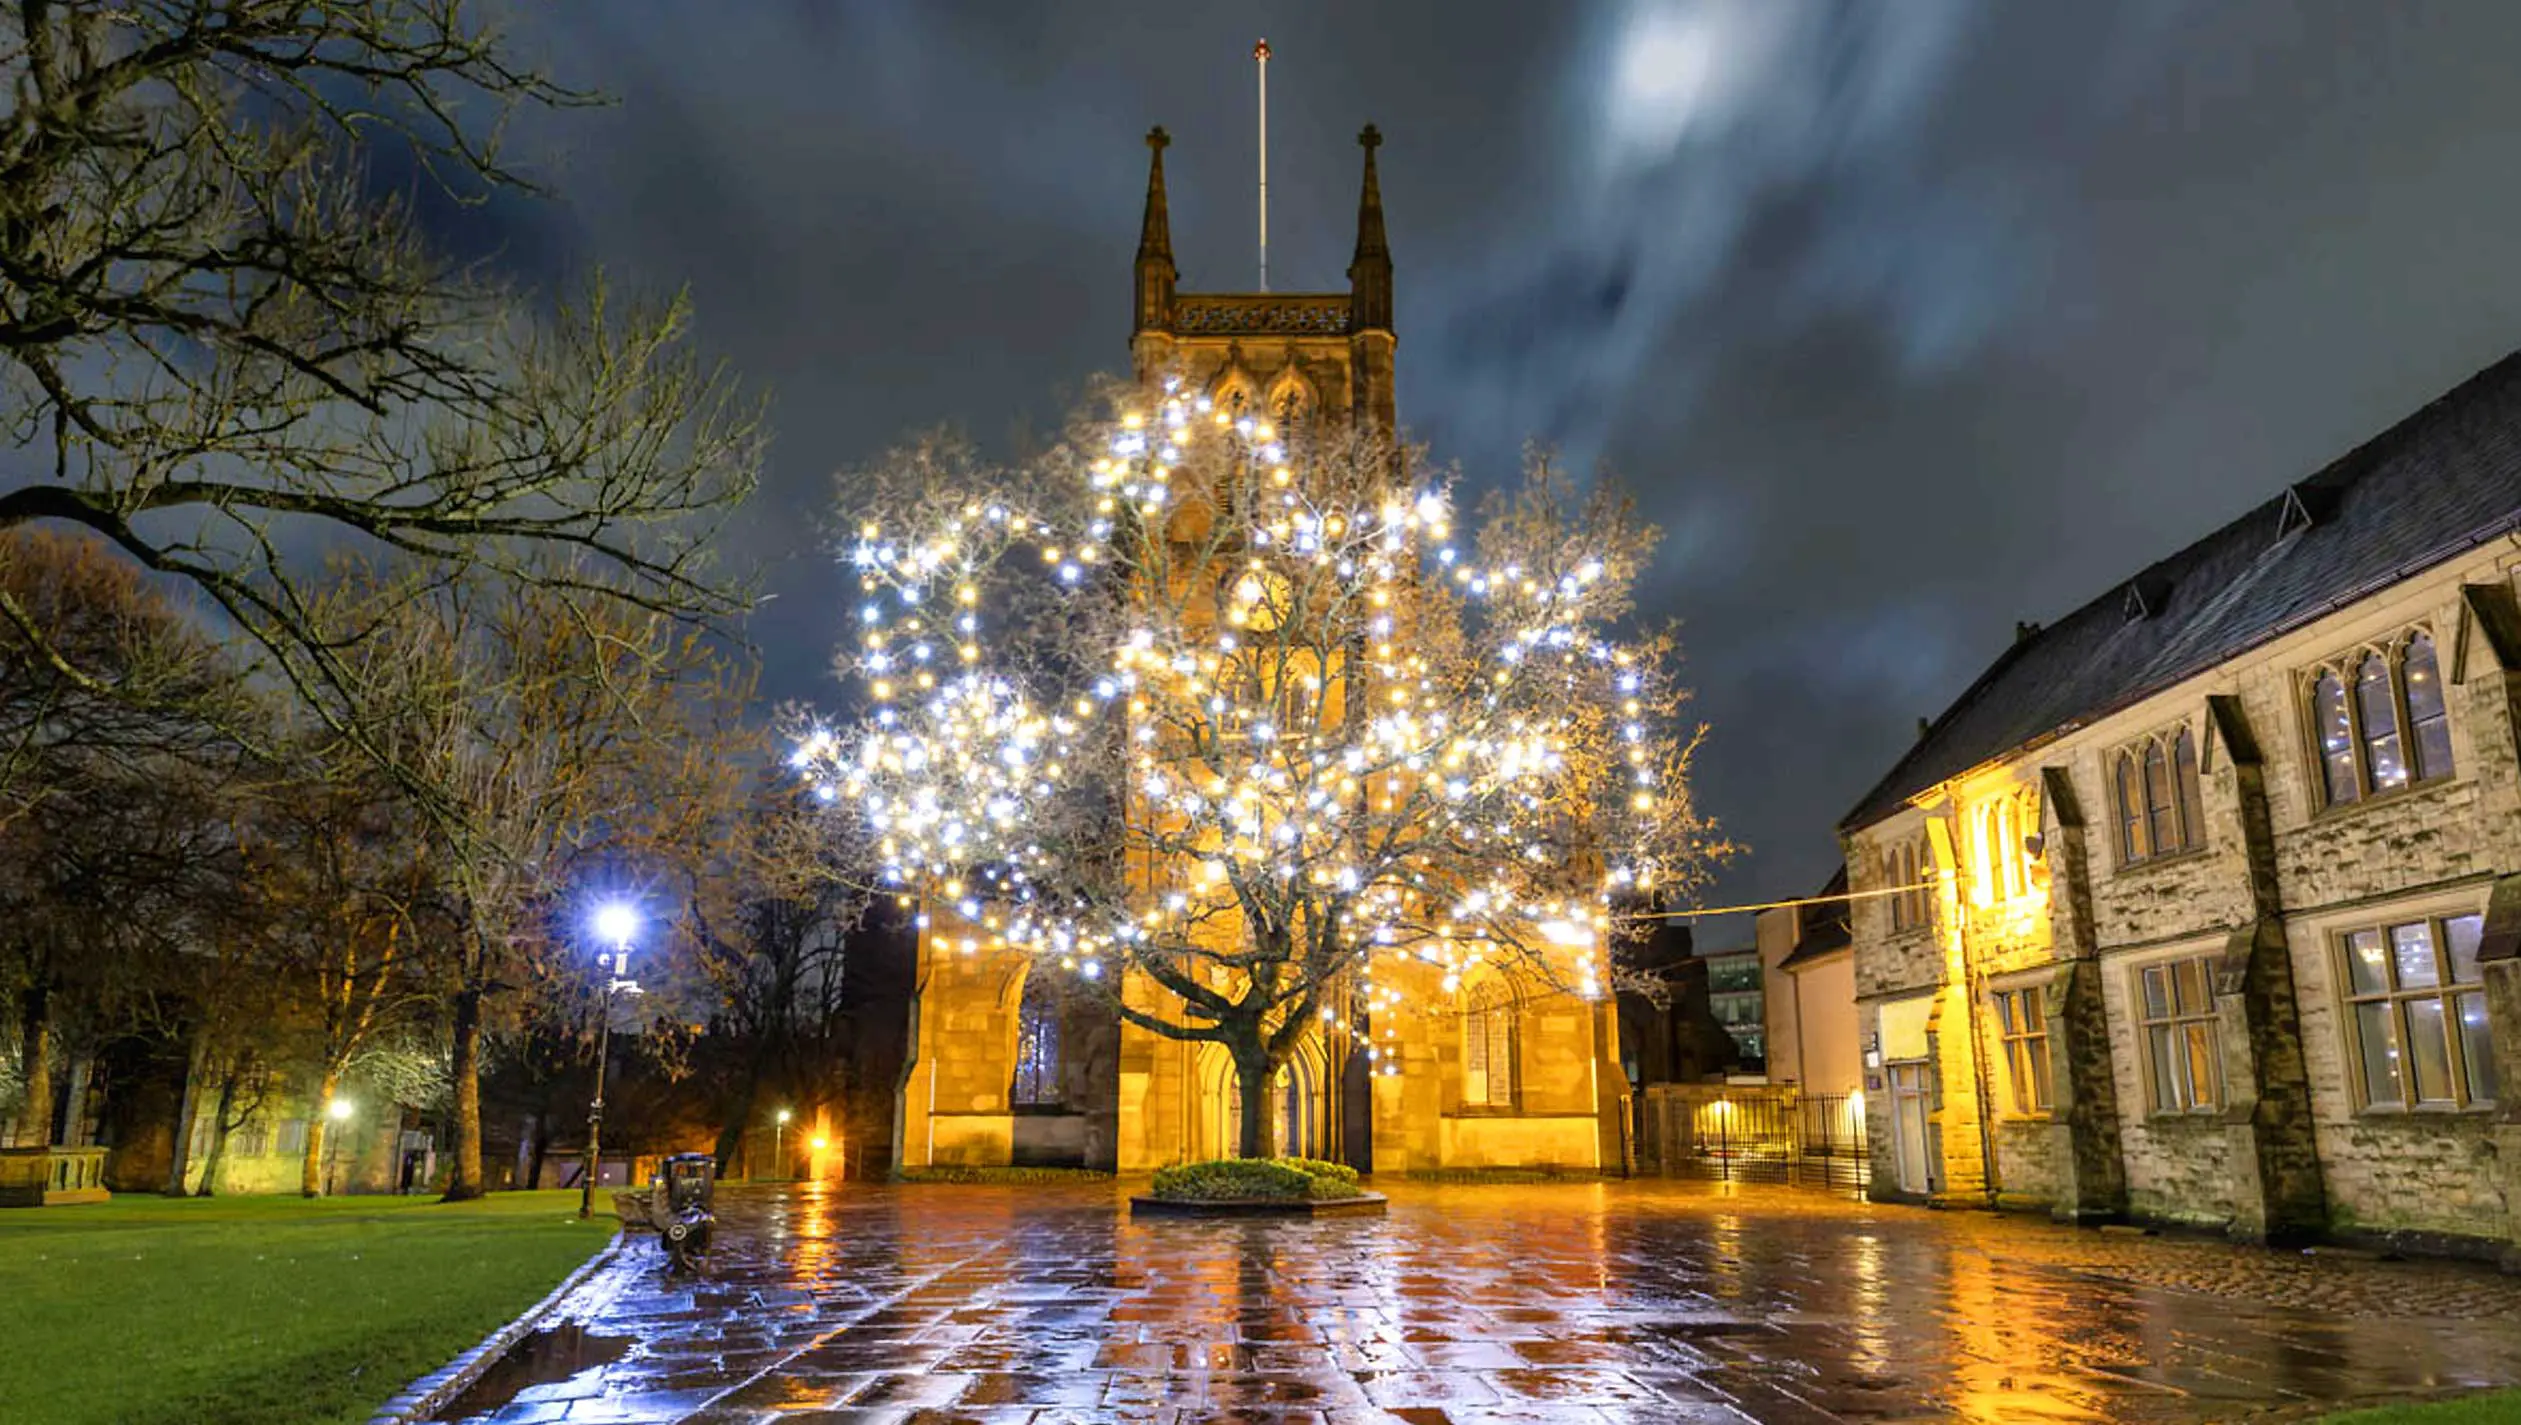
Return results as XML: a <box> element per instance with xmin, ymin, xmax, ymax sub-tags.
<box><xmin>1134</xmin><ymin>126</ymin><xmax>1177</xmax><ymax>336</ymax></box>
<box><xmin>1347</xmin><ymin>124</ymin><xmax>1392</xmax><ymax>333</ymax></box>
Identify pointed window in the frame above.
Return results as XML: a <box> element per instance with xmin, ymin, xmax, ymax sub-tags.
<box><xmin>2356</xmin><ymin>652</ymin><xmax>2406</xmax><ymax>792</ymax></box>
<box><xmin>1011</xmin><ymin>976</ymin><xmax>1064</xmax><ymax>1107</ymax></box>
<box><xmin>2313</xmin><ymin>670</ymin><xmax>2359</xmax><ymax>807</ymax></box>
<box><xmin>2404</xmin><ymin>631</ymin><xmax>2454</xmax><ymax>782</ymax></box>
<box><xmin>2142</xmin><ymin>739</ymin><xmax>2178</xmax><ymax>859</ymax></box>
<box><xmin>2116</xmin><ymin>752</ymin><xmax>2147</xmax><ymax>863</ymax></box>
<box><xmin>2307</xmin><ymin>625</ymin><xmax>2455</xmax><ymax>809</ymax></box>
<box><xmin>2172</xmin><ymin>726</ymin><xmax>2204</xmax><ymax>849</ymax></box>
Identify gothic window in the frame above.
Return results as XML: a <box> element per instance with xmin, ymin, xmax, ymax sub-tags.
<box><xmin>1460</xmin><ymin>977</ymin><xmax>1517</xmax><ymax>1109</ymax></box>
<box><xmin>1886</xmin><ymin>838</ymin><xmax>1932</xmax><ymax>932</ymax></box>
<box><xmin>2338</xmin><ymin>912</ymin><xmax>2496</xmax><ymax>1110</ymax></box>
<box><xmin>2355</xmin><ymin>652</ymin><xmax>2406</xmax><ymax>791</ymax></box>
<box><xmin>2112</xmin><ymin>723</ymin><xmax>2205</xmax><ymax>866</ymax></box>
<box><xmin>2173</xmin><ymin>727</ymin><xmax>2204</xmax><ymax>850</ymax></box>
<box><xmin>2306</xmin><ymin>627</ymin><xmax>2455</xmax><ymax>809</ymax></box>
<box><xmin>1011</xmin><ymin>975</ymin><xmax>1064</xmax><ymax>1108</ymax></box>
<box><xmin>2405</xmin><ymin>631</ymin><xmax>2453</xmax><ymax>782</ymax></box>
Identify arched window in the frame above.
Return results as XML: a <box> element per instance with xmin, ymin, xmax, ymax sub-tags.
<box><xmin>1909</xmin><ymin>838</ymin><xmax>1935</xmax><ymax>928</ymax></box>
<box><xmin>1460</xmin><ymin>978</ymin><xmax>1517</xmax><ymax>1109</ymax></box>
<box><xmin>2172</xmin><ymin>726</ymin><xmax>2204</xmax><ymax>849</ymax></box>
<box><xmin>2142</xmin><ymin>739</ymin><xmax>2177</xmax><ymax>860</ymax></box>
<box><xmin>2116</xmin><ymin>752</ymin><xmax>2147</xmax><ymax>863</ymax></box>
<box><xmin>2404</xmin><ymin>631</ymin><xmax>2454</xmax><ymax>782</ymax></box>
<box><xmin>1011</xmin><ymin>974</ymin><xmax>1063</xmax><ymax>1107</ymax></box>
<box><xmin>2308</xmin><ymin>629</ymin><xmax>2455</xmax><ymax>808</ymax></box>
<box><xmin>2313</xmin><ymin>669</ymin><xmax>2358</xmax><ymax>807</ymax></box>
<box><xmin>2355</xmin><ymin>651</ymin><xmax>2406</xmax><ymax>791</ymax></box>
<box><xmin>2112</xmin><ymin>723</ymin><xmax>2209</xmax><ymax>868</ymax></box>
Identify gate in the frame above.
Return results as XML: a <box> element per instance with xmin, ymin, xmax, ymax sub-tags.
<box><xmin>1636</xmin><ymin>1085</ymin><xmax>1870</xmax><ymax>1193</ymax></box>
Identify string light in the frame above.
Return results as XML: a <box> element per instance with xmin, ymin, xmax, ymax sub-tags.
<box><xmin>793</xmin><ymin>379</ymin><xmax>1695</xmax><ymax>1021</ymax></box>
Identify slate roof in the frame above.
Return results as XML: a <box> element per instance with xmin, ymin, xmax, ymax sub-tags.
<box><xmin>1842</xmin><ymin>351</ymin><xmax>2521</xmax><ymax>833</ymax></box>
<box><xmin>1779</xmin><ymin>867</ymin><xmax>1852</xmax><ymax>972</ymax></box>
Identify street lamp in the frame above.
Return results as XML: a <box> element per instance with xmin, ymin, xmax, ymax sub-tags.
<box><xmin>773</xmin><ymin>1108</ymin><xmax>791</xmax><ymax>1181</ymax></box>
<box><xmin>325</xmin><ymin>1097</ymin><xmax>352</xmax><ymax>1197</ymax></box>
<box><xmin>580</xmin><ymin>901</ymin><xmax>643</xmax><ymax>1220</ymax></box>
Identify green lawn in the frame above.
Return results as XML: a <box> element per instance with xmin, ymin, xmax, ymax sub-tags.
<box><xmin>2327</xmin><ymin>1394</ymin><xmax>2521</xmax><ymax>1423</ymax></box>
<box><xmin>0</xmin><ymin>1190</ymin><xmax>614</xmax><ymax>1425</ymax></box>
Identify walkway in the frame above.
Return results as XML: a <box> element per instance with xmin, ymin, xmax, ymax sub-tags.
<box><xmin>426</xmin><ymin>1179</ymin><xmax>2521</xmax><ymax>1424</ymax></box>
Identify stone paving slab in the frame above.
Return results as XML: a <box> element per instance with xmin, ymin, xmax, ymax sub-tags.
<box><xmin>423</xmin><ymin>1180</ymin><xmax>2521</xmax><ymax>1425</ymax></box>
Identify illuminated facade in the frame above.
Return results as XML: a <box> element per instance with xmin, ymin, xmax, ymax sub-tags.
<box><xmin>1842</xmin><ymin>352</ymin><xmax>2521</xmax><ymax>1258</ymax></box>
<box><xmin>893</xmin><ymin>127</ymin><xmax>1626</xmax><ymax>1176</ymax></box>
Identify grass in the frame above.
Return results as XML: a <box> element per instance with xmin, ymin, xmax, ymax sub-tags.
<box><xmin>0</xmin><ymin>1189</ymin><xmax>614</xmax><ymax>1425</ymax></box>
<box><xmin>2325</xmin><ymin>1393</ymin><xmax>2521</xmax><ymax>1423</ymax></box>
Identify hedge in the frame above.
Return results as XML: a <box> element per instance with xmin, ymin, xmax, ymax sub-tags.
<box><xmin>1149</xmin><ymin>1157</ymin><xmax>1365</xmax><ymax>1201</ymax></box>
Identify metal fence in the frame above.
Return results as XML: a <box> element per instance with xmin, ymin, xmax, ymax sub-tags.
<box><xmin>1636</xmin><ymin>1085</ymin><xmax>1870</xmax><ymax>1192</ymax></box>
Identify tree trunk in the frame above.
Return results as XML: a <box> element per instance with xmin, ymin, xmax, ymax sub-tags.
<box><xmin>194</xmin><ymin>1068</ymin><xmax>239</xmax><ymax>1197</ymax></box>
<box><xmin>300</xmin><ymin>1066</ymin><xmax>341</xmax><ymax>1197</ymax></box>
<box><xmin>165</xmin><ymin>1034</ymin><xmax>205</xmax><ymax>1196</ymax></box>
<box><xmin>1234</xmin><ymin>1046</ymin><xmax>1277</xmax><ymax>1160</ymax></box>
<box><xmin>14</xmin><ymin>985</ymin><xmax>52</xmax><ymax>1148</ymax></box>
<box><xmin>527</xmin><ymin>1112</ymin><xmax>551</xmax><ymax>1190</ymax></box>
<box><xmin>441</xmin><ymin>984</ymin><xmax>486</xmax><ymax>1201</ymax></box>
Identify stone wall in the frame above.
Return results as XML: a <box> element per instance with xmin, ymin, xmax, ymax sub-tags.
<box><xmin>1847</xmin><ymin>551</ymin><xmax>2521</xmax><ymax>1258</ymax></box>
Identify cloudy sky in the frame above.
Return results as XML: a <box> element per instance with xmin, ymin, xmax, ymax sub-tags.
<box><xmin>476</xmin><ymin>1</ymin><xmax>2521</xmax><ymax>940</ymax></box>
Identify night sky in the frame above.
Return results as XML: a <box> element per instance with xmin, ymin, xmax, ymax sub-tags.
<box><xmin>477</xmin><ymin>2</ymin><xmax>2521</xmax><ymax>942</ymax></box>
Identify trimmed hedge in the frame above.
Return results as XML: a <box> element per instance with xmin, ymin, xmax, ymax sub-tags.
<box><xmin>896</xmin><ymin>1164</ymin><xmax>1114</xmax><ymax>1185</ymax></box>
<box><xmin>1149</xmin><ymin>1157</ymin><xmax>1366</xmax><ymax>1202</ymax></box>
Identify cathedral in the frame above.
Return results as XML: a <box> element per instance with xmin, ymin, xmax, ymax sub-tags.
<box><xmin>892</xmin><ymin>127</ymin><xmax>1629</xmax><ymax>1176</ymax></box>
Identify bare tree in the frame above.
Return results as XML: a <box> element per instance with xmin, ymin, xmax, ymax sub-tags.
<box><xmin>310</xmin><ymin>558</ymin><xmax>751</xmax><ymax>1198</ymax></box>
<box><xmin>0</xmin><ymin>3</ymin><xmax>761</xmax><ymax>808</ymax></box>
<box><xmin>796</xmin><ymin>395</ymin><xmax>1719</xmax><ymax>1157</ymax></box>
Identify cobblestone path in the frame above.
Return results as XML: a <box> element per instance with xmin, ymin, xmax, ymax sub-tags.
<box><xmin>427</xmin><ymin>1179</ymin><xmax>2521</xmax><ymax>1424</ymax></box>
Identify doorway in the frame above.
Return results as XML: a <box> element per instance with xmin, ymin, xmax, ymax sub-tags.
<box><xmin>1889</xmin><ymin>1061</ymin><xmax>1934</xmax><ymax>1195</ymax></box>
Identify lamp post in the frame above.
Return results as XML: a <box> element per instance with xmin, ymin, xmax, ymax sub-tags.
<box><xmin>773</xmin><ymin>1108</ymin><xmax>791</xmax><ymax>1181</ymax></box>
<box><xmin>580</xmin><ymin>902</ymin><xmax>642</xmax><ymax>1220</ymax></box>
<box><xmin>325</xmin><ymin>1097</ymin><xmax>352</xmax><ymax>1197</ymax></box>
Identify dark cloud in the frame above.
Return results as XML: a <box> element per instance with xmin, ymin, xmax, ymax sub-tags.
<box><xmin>477</xmin><ymin>0</ymin><xmax>2521</xmax><ymax>932</ymax></box>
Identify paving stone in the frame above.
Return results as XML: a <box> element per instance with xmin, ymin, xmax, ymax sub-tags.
<box><xmin>423</xmin><ymin>1179</ymin><xmax>2521</xmax><ymax>1425</ymax></box>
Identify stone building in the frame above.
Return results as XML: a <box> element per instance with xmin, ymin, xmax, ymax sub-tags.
<box><xmin>1840</xmin><ymin>353</ymin><xmax>2521</xmax><ymax>1259</ymax></box>
<box><xmin>1756</xmin><ymin>870</ymin><xmax>1860</xmax><ymax>1096</ymax></box>
<box><xmin>894</xmin><ymin>128</ymin><xmax>1625</xmax><ymax>1176</ymax></box>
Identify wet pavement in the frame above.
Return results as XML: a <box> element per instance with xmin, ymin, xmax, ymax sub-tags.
<box><xmin>424</xmin><ymin>1179</ymin><xmax>2521</xmax><ymax>1424</ymax></box>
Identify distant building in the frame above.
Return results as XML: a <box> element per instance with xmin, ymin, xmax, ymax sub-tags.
<box><xmin>1841</xmin><ymin>352</ymin><xmax>2521</xmax><ymax>1257</ymax></box>
<box><xmin>1702</xmin><ymin>948</ymin><xmax>1766</xmax><ymax>1071</ymax></box>
<box><xmin>1755</xmin><ymin>871</ymin><xmax>1859</xmax><ymax>1095</ymax></box>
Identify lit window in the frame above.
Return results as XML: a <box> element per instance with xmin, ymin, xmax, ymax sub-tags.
<box><xmin>2136</xmin><ymin>957</ymin><xmax>2221</xmax><ymax>1114</ymax></box>
<box><xmin>1991</xmin><ymin>987</ymin><xmax>2053</xmax><ymax>1115</ymax></box>
<box><xmin>2339</xmin><ymin>913</ymin><xmax>2496</xmax><ymax>1110</ymax></box>
<box><xmin>2308</xmin><ymin>628</ymin><xmax>2455</xmax><ymax>809</ymax></box>
<box><xmin>2404</xmin><ymin>631</ymin><xmax>2453</xmax><ymax>782</ymax></box>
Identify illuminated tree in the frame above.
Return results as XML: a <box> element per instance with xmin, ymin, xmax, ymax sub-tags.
<box><xmin>795</xmin><ymin>388</ymin><xmax>1714</xmax><ymax>1158</ymax></box>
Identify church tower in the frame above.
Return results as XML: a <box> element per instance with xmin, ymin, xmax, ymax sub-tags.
<box><xmin>1130</xmin><ymin>125</ymin><xmax>1396</xmax><ymax>435</ymax></box>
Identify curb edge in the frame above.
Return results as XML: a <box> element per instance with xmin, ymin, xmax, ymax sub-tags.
<box><xmin>362</xmin><ymin>1228</ymin><xmax>628</xmax><ymax>1425</ymax></box>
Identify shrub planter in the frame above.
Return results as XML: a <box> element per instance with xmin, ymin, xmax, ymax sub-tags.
<box><xmin>1131</xmin><ymin>1190</ymin><xmax>1386</xmax><ymax>1218</ymax></box>
<box><xmin>1129</xmin><ymin>1156</ymin><xmax>1386</xmax><ymax>1217</ymax></box>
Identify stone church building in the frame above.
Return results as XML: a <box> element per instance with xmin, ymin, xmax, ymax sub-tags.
<box><xmin>894</xmin><ymin>128</ymin><xmax>1626</xmax><ymax>1176</ymax></box>
<box><xmin>1842</xmin><ymin>353</ymin><xmax>2521</xmax><ymax>1259</ymax></box>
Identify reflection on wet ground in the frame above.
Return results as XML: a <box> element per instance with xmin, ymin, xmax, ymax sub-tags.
<box><xmin>425</xmin><ymin>1179</ymin><xmax>2521</xmax><ymax>1423</ymax></box>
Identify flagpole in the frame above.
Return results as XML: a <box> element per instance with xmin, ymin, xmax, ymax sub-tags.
<box><xmin>1255</xmin><ymin>38</ymin><xmax>1270</xmax><ymax>292</ymax></box>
